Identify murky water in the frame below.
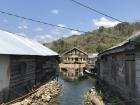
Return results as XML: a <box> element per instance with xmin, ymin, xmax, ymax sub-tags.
<box><xmin>50</xmin><ymin>76</ymin><xmax>96</xmax><ymax>105</ymax></box>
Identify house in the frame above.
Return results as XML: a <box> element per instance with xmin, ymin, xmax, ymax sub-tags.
<box><xmin>61</xmin><ymin>47</ymin><xmax>89</xmax><ymax>64</ymax></box>
<box><xmin>60</xmin><ymin>47</ymin><xmax>97</xmax><ymax>77</ymax></box>
<box><xmin>0</xmin><ymin>30</ymin><xmax>59</xmax><ymax>103</ymax></box>
<box><xmin>60</xmin><ymin>47</ymin><xmax>88</xmax><ymax>77</ymax></box>
<box><xmin>97</xmin><ymin>33</ymin><xmax>140</xmax><ymax>104</ymax></box>
<box><xmin>88</xmin><ymin>53</ymin><xmax>98</xmax><ymax>65</ymax></box>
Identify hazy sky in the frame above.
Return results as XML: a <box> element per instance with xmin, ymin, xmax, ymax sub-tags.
<box><xmin>0</xmin><ymin>0</ymin><xmax>139</xmax><ymax>43</ymax></box>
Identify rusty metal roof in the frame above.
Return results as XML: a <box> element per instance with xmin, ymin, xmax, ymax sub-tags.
<box><xmin>0</xmin><ymin>30</ymin><xmax>58</xmax><ymax>56</ymax></box>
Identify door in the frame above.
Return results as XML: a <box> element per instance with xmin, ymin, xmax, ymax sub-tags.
<box><xmin>125</xmin><ymin>54</ymin><xmax>135</xmax><ymax>89</ymax></box>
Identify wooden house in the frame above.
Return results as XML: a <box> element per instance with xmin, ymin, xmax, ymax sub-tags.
<box><xmin>61</xmin><ymin>47</ymin><xmax>88</xmax><ymax>64</ymax></box>
<box><xmin>97</xmin><ymin>33</ymin><xmax>140</xmax><ymax>104</ymax></box>
<box><xmin>88</xmin><ymin>53</ymin><xmax>98</xmax><ymax>65</ymax></box>
<box><xmin>0</xmin><ymin>30</ymin><xmax>59</xmax><ymax>103</ymax></box>
<box><xmin>60</xmin><ymin>47</ymin><xmax>88</xmax><ymax>77</ymax></box>
<box><xmin>60</xmin><ymin>47</ymin><xmax>97</xmax><ymax>77</ymax></box>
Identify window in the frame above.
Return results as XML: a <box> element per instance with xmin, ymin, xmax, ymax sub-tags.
<box><xmin>125</xmin><ymin>54</ymin><xmax>135</xmax><ymax>89</ymax></box>
<box><xmin>83</xmin><ymin>58</ymin><xmax>86</xmax><ymax>61</ymax></box>
<box><xmin>72</xmin><ymin>58</ymin><xmax>73</xmax><ymax>61</ymax></box>
<box><xmin>18</xmin><ymin>62</ymin><xmax>26</xmax><ymax>75</ymax></box>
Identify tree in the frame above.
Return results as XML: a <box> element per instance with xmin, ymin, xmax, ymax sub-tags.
<box><xmin>114</xmin><ymin>22</ymin><xmax>133</xmax><ymax>36</ymax></box>
<box><xmin>98</xmin><ymin>26</ymin><xmax>105</xmax><ymax>33</ymax></box>
<box><xmin>96</xmin><ymin>44</ymin><xmax>107</xmax><ymax>53</ymax></box>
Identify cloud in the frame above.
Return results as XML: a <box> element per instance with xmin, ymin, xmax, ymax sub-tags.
<box><xmin>18</xmin><ymin>25</ymin><xmax>28</xmax><ymax>29</ymax></box>
<box><xmin>70</xmin><ymin>30</ymin><xmax>82</xmax><ymax>35</ymax></box>
<box><xmin>49</xmin><ymin>24</ymin><xmax>82</xmax><ymax>38</ymax></box>
<box><xmin>32</xmin><ymin>34</ymin><xmax>54</xmax><ymax>43</ymax></box>
<box><xmin>35</xmin><ymin>27</ymin><xmax>43</xmax><ymax>31</ymax></box>
<box><xmin>18</xmin><ymin>21</ymin><xmax>29</xmax><ymax>29</ymax></box>
<box><xmin>50</xmin><ymin>28</ymin><xmax>61</xmax><ymax>35</ymax></box>
<box><xmin>51</xmin><ymin>9</ymin><xmax>59</xmax><ymax>15</ymax></box>
<box><xmin>32</xmin><ymin>23</ymin><xmax>83</xmax><ymax>41</ymax></box>
<box><xmin>57</xmin><ymin>24</ymin><xmax>66</xmax><ymax>27</ymax></box>
<box><xmin>49</xmin><ymin>24</ymin><xmax>66</xmax><ymax>36</ymax></box>
<box><xmin>93</xmin><ymin>17</ymin><xmax>120</xmax><ymax>28</ymax></box>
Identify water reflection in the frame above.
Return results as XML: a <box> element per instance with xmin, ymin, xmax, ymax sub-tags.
<box><xmin>60</xmin><ymin>70</ymin><xmax>84</xmax><ymax>81</ymax></box>
<box><xmin>49</xmin><ymin>74</ymin><xmax>96</xmax><ymax>105</ymax></box>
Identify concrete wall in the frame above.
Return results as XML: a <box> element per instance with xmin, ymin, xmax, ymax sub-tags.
<box><xmin>0</xmin><ymin>55</ymin><xmax>10</xmax><ymax>102</ymax></box>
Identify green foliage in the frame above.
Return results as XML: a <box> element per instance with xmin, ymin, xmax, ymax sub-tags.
<box><xmin>45</xmin><ymin>21</ymin><xmax>140</xmax><ymax>54</ymax></box>
<box><xmin>96</xmin><ymin>43</ymin><xmax>108</xmax><ymax>53</ymax></box>
<box><xmin>114</xmin><ymin>22</ymin><xmax>133</xmax><ymax>36</ymax></box>
<box><xmin>98</xmin><ymin>26</ymin><xmax>105</xmax><ymax>33</ymax></box>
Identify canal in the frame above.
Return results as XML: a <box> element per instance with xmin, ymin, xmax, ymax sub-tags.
<box><xmin>49</xmin><ymin>75</ymin><xmax>96</xmax><ymax>105</ymax></box>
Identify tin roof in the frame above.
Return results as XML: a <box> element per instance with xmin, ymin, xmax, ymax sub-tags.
<box><xmin>99</xmin><ymin>33</ymin><xmax>140</xmax><ymax>56</ymax></box>
<box><xmin>0</xmin><ymin>30</ymin><xmax>58</xmax><ymax>56</ymax></box>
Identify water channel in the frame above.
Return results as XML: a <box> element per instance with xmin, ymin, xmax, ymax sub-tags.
<box><xmin>49</xmin><ymin>75</ymin><xmax>96</xmax><ymax>105</ymax></box>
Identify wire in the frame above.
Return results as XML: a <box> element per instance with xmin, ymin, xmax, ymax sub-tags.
<box><xmin>70</xmin><ymin>0</ymin><xmax>123</xmax><ymax>23</ymax></box>
<box><xmin>0</xmin><ymin>27</ymin><xmax>28</xmax><ymax>37</ymax></box>
<box><xmin>0</xmin><ymin>10</ymin><xmax>86</xmax><ymax>33</ymax></box>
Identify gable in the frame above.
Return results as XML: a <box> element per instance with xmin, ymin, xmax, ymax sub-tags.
<box><xmin>62</xmin><ymin>47</ymin><xmax>88</xmax><ymax>57</ymax></box>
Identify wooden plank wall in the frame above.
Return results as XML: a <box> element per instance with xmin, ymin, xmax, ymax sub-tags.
<box><xmin>99</xmin><ymin>53</ymin><xmax>131</xmax><ymax>97</ymax></box>
<box><xmin>135</xmin><ymin>52</ymin><xmax>140</xmax><ymax>98</ymax></box>
<box><xmin>35</xmin><ymin>56</ymin><xmax>59</xmax><ymax>84</ymax></box>
<box><xmin>9</xmin><ymin>56</ymin><xmax>36</xmax><ymax>100</ymax></box>
<box><xmin>0</xmin><ymin>55</ymin><xmax>59</xmax><ymax>102</ymax></box>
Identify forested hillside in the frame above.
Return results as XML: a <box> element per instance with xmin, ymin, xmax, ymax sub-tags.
<box><xmin>45</xmin><ymin>22</ymin><xmax>140</xmax><ymax>54</ymax></box>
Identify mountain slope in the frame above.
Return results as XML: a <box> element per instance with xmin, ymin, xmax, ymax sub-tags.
<box><xmin>45</xmin><ymin>22</ymin><xmax>140</xmax><ymax>54</ymax></box>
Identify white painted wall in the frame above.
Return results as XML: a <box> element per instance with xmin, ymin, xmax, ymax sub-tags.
<box><xmin>0</xmin><ymin>55</ymin><xmax>10</xmax><ymax>92</ymax></box>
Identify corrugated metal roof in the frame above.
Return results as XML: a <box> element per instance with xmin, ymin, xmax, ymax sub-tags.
<box><xmin>99</xmin><ymin>33</ymin><xmax>140</xmax><ymax>56</ymax></box>
<box><xmin>0</xmin><ymin>30</ymin><xmax>58</xmax><ymax>56</ymax></box>
<box><xmin>105</xmin><ymin>33</ymin><xmax>140</xmax><ymax>52</ymax></box>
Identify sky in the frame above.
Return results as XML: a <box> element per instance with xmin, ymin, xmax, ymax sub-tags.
<box><xmin>0</xmin><ymin>0</ymin><xmax>140</xmax><ymax>43</ymax></box>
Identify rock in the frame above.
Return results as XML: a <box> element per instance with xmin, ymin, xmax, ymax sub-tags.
<box><xmin>41</xmin><ymin>95</ymin><xmax>51</xmax><ymax>102</ymax></box>
<box><xmin>11</xmin><ymin>80</ymin><xmax>61</xmax><ymax>105</ymax></box>
<box><xmin>46</xmin><ymin>95</ymin><xmax>51</xmax><ymax>102</ymax></box>
<box><xmin>31</xmin><ymin>103</ymin><xmax>36</xmax><ymax>105</ymax></box>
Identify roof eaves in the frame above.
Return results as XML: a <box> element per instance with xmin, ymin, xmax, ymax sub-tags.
<box><xmin>61</xmin><ymin>47</ymin><xmax>88</xmax><ymax>57</ymax></box>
